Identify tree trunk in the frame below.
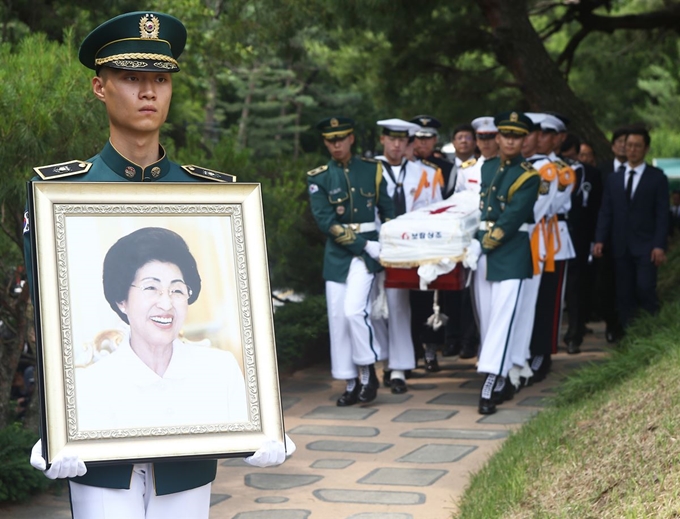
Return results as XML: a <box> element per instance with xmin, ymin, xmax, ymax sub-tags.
<box><xmin>474</xmin><ymin>0</ymin><xmax>613</xmax><ymax>162</ymax></box>
<box><xmin>238</xmin><ymin>68</ymin><xmax>257</xmax><ymax>149</ymax></box>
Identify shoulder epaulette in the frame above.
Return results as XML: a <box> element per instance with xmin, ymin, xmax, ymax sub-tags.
<box><xmin>307</xmin><ymin>165</ymin><xmax>328</xmax><ymax>176</ymax></box>
<box><xmin>33</xmin><ymin>160</ymin><xmax>92</xmax><ymax>180</ymax></box>
<box><xmin>521</xmin><ymin>161</ymin><xmax>537</xmax><ymax>172</ymax></box>
<box><xmin>461</xmin><ymin>158</ymin><xmax>477</xmax><ymax>169</ymax></box>
<box><xmin>420</xmin><ymin>159</ymin><xmax>439</xmax><ymax>170</ymax></box>
<box><xmin>361</xmin><ymin>157</ymin><xmax>379</xmax><ymax>164</ymax></box>
<box><xmin>182</xmin><ymin>165</ymin><xmax>235</xmax><ymax>182</ymax></box>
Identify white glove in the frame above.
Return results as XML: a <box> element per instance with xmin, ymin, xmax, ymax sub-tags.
<box><xmin>244</xmin><ymin>434</ymin><xmax>296</xmax><ymax>468</ymax></box>
<box><xmin>30</xmin><ymin>439</ymin><xmax>87</xmax><ymax>479</ymax></box>
<box><xmin>463</xmin><ymin>239</ymin><xmax>482</xmax><ymax>271</ymax></box>
<box><xmin>363</xmin><ymin>240</ymin><xmax>381</xmax><ymax>261</ymax></box>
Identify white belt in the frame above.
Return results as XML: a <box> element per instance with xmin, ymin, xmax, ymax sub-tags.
<box><xmin>343</xmin><ymin>222</ymin><xmax>377</xmax><ymax>233</ymax></box>
<box><xmin>479</xmin><ymin>221</ymin><xmax>530</xmax><ymax>232</ymax></box>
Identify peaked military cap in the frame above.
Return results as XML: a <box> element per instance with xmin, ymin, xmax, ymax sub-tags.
<box><xmin>79</xmin><ymin>11</ymin><xmax>187</xmax><ymax>73</ymax></box>
<box><xmin>410</xmin><ymin>115</ymin><xmax>441</xmax><ymax>137</ymax></box>
<box><xmin>494</xmin><ymin>111</ymin><xmax>533</xmax><ymax>136</ymax></box>
<box><xmin>316</xmin><ymin>116</ymin><xmax>354</xmax><ymax>141</ymax></box>
<box><xmin>377</xmin><ymin>118</ymin><xmax>421</xmax><ymax>138</ymax></box>
<box><xmin>471</xmin><ymin>116</ymin><xmax>498</xmax><ymax>139</ymax></box>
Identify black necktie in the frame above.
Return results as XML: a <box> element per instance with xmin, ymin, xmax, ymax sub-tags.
<box><xmin>393</xmin><ymin>162</ymin><xmax>407</xmax><ymax>216</ymax></box>
<box><xmin>626</xmin><ymin>169</ymin><xmax>635</xmax><ymax>201</ymax></box>
<box><xmin>616</xmin><ymin>164</ymin><xmax>625</xmax><ymax>175</ymax></box>
<box><xmin>382</xmin><ymin>160</ymin><xmax>407</xmax><ymax>216</ymax></box>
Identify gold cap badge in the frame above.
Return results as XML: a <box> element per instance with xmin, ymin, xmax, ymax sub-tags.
<box><xmin>330</xmin><ymin>118</ymin><xmax>339</xmax><ymax>128</ymax></box>
<box><xmin>510</xmin><ymin>112</ymin><xmax>518</xmax><ymax>122</ymax></box>
<box><xmin>140</xmin><ymin>14</ymin><xmax>160</xmax><ymax>39</ymax></box>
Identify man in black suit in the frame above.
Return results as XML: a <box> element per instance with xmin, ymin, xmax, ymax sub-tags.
<box><xmin>594</xmin><ymin>127</ymin><xmax>629</xmax><ymax>342</ymax></box>
<box><xmin>594</xmin><ymin>128</ymin><xmax>669</xmax><ymax>329</ymax></box>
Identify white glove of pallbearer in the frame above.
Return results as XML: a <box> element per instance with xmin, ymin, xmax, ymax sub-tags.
<box><xmin>30</xmin><ymin>439</ymin><xmax>87</xmax><ymax>479</ymax></box>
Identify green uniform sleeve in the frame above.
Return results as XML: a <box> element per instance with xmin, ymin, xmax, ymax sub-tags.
<box><xmin>481</xmin><ymin>172</ymin><xmax>540</xmax><ymax>253</ymax></box>
<box><xmin>307</xmin><ymin>174</ymin><xmax>368</xmax><ymax>255</ymax></box>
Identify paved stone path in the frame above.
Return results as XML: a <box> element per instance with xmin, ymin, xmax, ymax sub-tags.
<box><xmin>1</xmin><ymin>323</ymin><xmax>608</xmax><ymax>519</ymax></box>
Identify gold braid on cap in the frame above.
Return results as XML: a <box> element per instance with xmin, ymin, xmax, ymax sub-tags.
<box><xmin>321</xmin><ymin>128</ymin><xmax>353</xmax><ymax>139</ymax></box>
<box><xmin>95</xmin><ymin>53</ymin><xmax>179</xmax><ymax>68</ymax></box>
<box><xmin>496</xmin><ymin>124</ymin><xmax>529</xmax><ymax>135</ymax></box>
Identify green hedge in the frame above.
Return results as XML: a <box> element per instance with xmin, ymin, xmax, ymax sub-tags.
<box><xmin>0</xmin><ymin>423</ymin><xmax>51</xmax><ymax>502</ymax></box>
<box><xmin>274</xmin><ymin>294</ymin><xmax>329</xmax><ymax>374</ymax></box>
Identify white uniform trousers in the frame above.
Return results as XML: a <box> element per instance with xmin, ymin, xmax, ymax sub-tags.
<box><xmin>372</xmin><ymin>288</ymin><xmax>416</xmax><ymax>371</ymax></box>
<box><xmin>474</xmin><ymin>255</ymin><xmax>523</xmax><ymax>378</ymax></box>
<box><xmin>69</xmin><ymin>465</ymin><xmax>211</xmax><ymax>519</ymax></box>
<box><xmin>508</xmin><ymin>265</ymin><xmax>543</xmax><ymax>367</ymax></box>
<box><xmin>326</xmin><ymin>257</ymin><xmax>381</xmax><ymax>380</ymax></box>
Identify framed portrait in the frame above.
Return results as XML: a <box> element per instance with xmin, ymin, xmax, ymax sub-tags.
<box><xmin>27</xmin><ymin>182</ymin><xmax>283</xmax><ymax>465</ymax></box>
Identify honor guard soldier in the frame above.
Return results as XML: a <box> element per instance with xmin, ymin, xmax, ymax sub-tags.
<box><xmin>470</xmin><ymin>111</ymin><xmax>540</xmax><ymax>415</ymax></box>
<box><xmin>24</xmin><ymin>12</ymin><xmax>291</xmax><ymax>519</ymax></box>
<box><xmin>411</xmin><ymin>115</ymin><xmax>454</xmax><ymax>198</ymax></box>
<box><xmin>372</xmin><ymin>118</ymin><xmax>441</xmax><ymax>393</ymax></box>
<box><xmin>506</xmin><ymin>113</ymin><xmax>559</xmax><ymax>388</ymax></box>
<box><xmin>443</xmin><ymin>116</ymin><xmax>499</xmax><ymax>361</ymax></box>
<box><xmin>307</xmin><ymin>117</ymin><xmax>394</xmax><ymax>406</ymax></box>
<box><xmin>527</xmin><ymin>114</ymin><xmax>576</xmax><ymax>382</ymax></box>
<box><xmin>454</xmin><ymin>116</ymin><xmax>499</xmax><ymax>196</ymax></box>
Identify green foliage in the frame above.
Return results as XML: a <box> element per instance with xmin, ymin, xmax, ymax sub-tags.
<box><xmin>273</xmin><ymin>294</ymin><xmax>329</xmax><ymax>374</ymax></box>
<box><xmin>0</xmin><ymin>423</ymin><xmax>50</xmax><ymax>502</ymax></box>
<box><xmin>0</xmin><ymin>31</ymin><xmax>107</xmax><ymax>234</ymax></box>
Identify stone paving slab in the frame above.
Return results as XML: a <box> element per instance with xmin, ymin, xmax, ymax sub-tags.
<box><xmin>400</xmin><ymin>428</ymin><xmax>510</xmax><ymax>440</ymax></box>
<box><xmin>290</xmin><ymin>424</ymin><xmax>380</xmax><ymax>437</ymax></box>
<box><xmin>358</xmin><ymin>468</ymin><xmax>447</xmax><ymax>486</ymax></box>
<box><xmin>306</xmin><ymin>440</ymin><xmax>393</xmax><ymax>454</ymax></box>
<box><xmin>397</xmin><ymin>444</ymin><xmax>477</xmax><ymax>463</ymax></box>
<box><xmin>5</xmin><ymin>322</ymin><xmax>609</xmax><ymax>519</ymax></box>
<box><xmin>392</xmin><ymin>409</ymin><xmax>458</xmax><ymax>422</ymax></box>
<box><xmin>303</xmin><ymin>406</ymin><xmax>378</xmax><ymax>420</ymax></box>
<box><xmin>245</xmin><ymin>473</ymin><xmax>323</xmax><ymax>490</ymax></box>
<box><xmin>427</xmin><ymin>392</ymin><xmax>479</xmax><ymax>406</ymax></box>
<box><xmin>313</xmin><ymin>488</ymin><xmax>426</xmax><ymax>505</ymax></box>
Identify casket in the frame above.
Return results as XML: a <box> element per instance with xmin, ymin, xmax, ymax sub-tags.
<box><xmin>384</xmin><ymin>264</ymin><xmax>468</xmax><ymax>290</ymax></box>
<box><xmin>379</xmin><ymin>191</ymin><xmax>480</xmax><ymax>268</ymax></box>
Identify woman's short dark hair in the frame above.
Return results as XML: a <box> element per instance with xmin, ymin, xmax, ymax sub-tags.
<box><xmin>102</xmin><ymin>227</ymin><xmax>202</xmax><ymax>324</ymax></box>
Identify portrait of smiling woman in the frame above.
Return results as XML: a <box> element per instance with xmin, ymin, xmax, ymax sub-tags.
<box><xmin>75</xmin><ymin>226</ymin><xmax>248</xmax><ymax>432</ymax></box>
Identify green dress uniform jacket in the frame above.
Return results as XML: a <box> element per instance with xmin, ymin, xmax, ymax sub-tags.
<box><xmin>476</xmin><ymin>155</ymin><xmax>540</xmax><ymax>282</ymax></box>
<box><xmin>307</xmin><ymin>157</ymin><xmax>395</xmax><ymax>283</ymax></box>
<box><xmin>24</xmin><ymin>140</ymin><xmax>234</xmax><ymax>496</ymax></box>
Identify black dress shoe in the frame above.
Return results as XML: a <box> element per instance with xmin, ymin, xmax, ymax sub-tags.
<box><xmin>567</xmin><ymin>341</ymin><xmax>581</xmax><ymax>354</ymax></box>
<box><xmin>424</xmin><ymin>358</ymin><xmax>441</xmax><ymax>373</ymax></box>
<box><xmin>478</xmin><ymin>397</ymin><xmax>496</xmax><ymax>415</ymax></box>
<box><xmin>336</xmin><ymin>382</ymin><xmax>360</xmax><ymax>407</ymax></box>
<box><xmin>358</xmin><ymin>365</ymin><xmax>379</xmax><ymax>403</ymax></box>
<box><xmin>382</xmin><ymin>370</ymin><xmax>391</xmax><ymax>388</ymax></box>
<box><xmin>390</xmin><ymin>378</ymin><xmax>408</xmax><ymax>394</ymax></box>
<box><xmin>492</xmin><ymin>382</ymin><xmax>515</xmax><ymax>405</ymax></box>
<box><xmin>442</xmin><ymin>343</ymin><xmax>460</xmax><ymax>357</ymax></box>
<box><xmin>459</xmin><ymin>343</ymin><xmax>477</xmax><ymax>359</ymax></box>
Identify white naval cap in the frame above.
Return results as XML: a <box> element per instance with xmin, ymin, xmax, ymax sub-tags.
<box><xmin>540</xmin><ymin>114</ymin><xmax>566</xmax><ymax>133</ymax></box>
<box><xmin>524</xmin><ymin>112</ymin><xmax>546</xmax><ymax>132</ymax></box>
<box><xmin>471</xmin><ymin>116</ymin><xmax>498</xmax><ymax>135</ymax></box>
<box><xmin>377</xmin><ymin>118</ymin><xmax>421</xmax><ymax>138</ymax></box>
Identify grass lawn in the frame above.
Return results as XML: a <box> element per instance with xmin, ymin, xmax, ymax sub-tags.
<box><xmin>454</xmin><ymin>241</ymin><xmax>680</xmax><ymax>518</ymax></box>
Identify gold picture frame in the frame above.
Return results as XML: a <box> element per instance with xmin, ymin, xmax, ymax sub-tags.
<box><xmin>27</xmin><ymin>181</ymin><xmax>283</xmax><ymax>465</ymax></box>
